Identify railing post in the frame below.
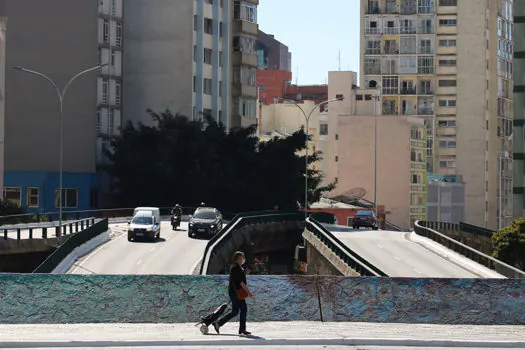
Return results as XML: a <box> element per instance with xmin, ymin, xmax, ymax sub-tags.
<box><xmin>91</xmin><ymin>218</ymin><xmax>95</xmax><ymax>225</ymax></box>
<box><xmin>42</xmin><ymin>227</ymin><xmax>47</xmax><ymax>239</ymax></box>
<box><xmin>3</xmin><ymin>229</ymin><xmax>7</xmax><ymax>240</ymax></box>
<box><xmin>55</xmin><ymin>226</ymin><xmax>60</xmax><ymax>237</ymax></box>
<box><xmin>69</xmin><ymin>223</ymin><xmax>73</xmax><ymax>234</ymax></box>
<box><xmin>75</xmin><ymin>221</ymin><xmax>79</xmax><ymax>232</ymax></box>
<box><xmin>29</xmin><ymin>228</ymin><xmax>33</xmax><ymax>239</ymax></box>
<box><xmin>17</xmin><ymin>228</ymin><xmax>21</xmax><ymax>240</ymax></box>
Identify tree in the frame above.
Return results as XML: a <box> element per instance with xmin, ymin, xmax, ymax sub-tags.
<box><xmin>492</xmin><ymin>218</ymin><xmax>525</xmax><ymax>270</ymax></box>
<box><xmin>103</xmin><ymin>110</ymin><xmax>335</xmax><ymax>215</ymax></box>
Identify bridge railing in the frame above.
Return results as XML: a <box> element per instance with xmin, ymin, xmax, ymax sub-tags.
<box><xmin>1</xmin><ymin>217</ymin><xmax>96</xmax><ymax>241</ymax></box>
<box><xmin>33</xmin><ymin>219</ymin><xmax>109</xmax><ymax>273</ymax></box>
<box><xmin>414</xmin><ymin>220</ymin><xmax>525</xmax><ymax>279</ymax></box>
<box><xmin>305</xmin><ymin>217</ymin><xmax>388</xmax><ymax>277</ymax></box>
<box><xmin>200</xmin><ymin>211</ymin><xmax>303</xmax><ymax>275</ymax></box>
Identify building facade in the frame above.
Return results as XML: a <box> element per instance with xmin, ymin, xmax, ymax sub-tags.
<box><xmin>513</xmin><ymin>1</ymin><xmax>525</xmax><ymax>219</ymax></box>
<box><xmin>259</xmin><ymin>71</ymin><xmax>427</xmax><ymax>229</ymax></box>
<box><xmin>0</xmin><ymin>0</ymin><xmax>113</xmax><ymax>212</ymax></box>
<box><xmin>0</xmin><ymin>17</ymin><xmax>5</xmax><ymax>195</ymax></box>
<box><xmin>124</xmin><ymin>0</ymin><xmax>258</xmax><ymax>130</ymax></box>
<box><xmin>426</xmin><ymin>174</ymin><xmax>465</xmax><ymax>223</ymax></box>
<box><xmin>256</xmin><ymin>30</ymin><xmax>291</xmax><ymax>71</ymax></box>
<box><xmin>360</xmin><ymin>0</ymin><xmax>513</xmax><ymax>229</ymax></box>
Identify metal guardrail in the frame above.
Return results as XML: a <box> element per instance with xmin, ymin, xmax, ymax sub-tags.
<box><xmin>200</xmin><ymin>211</ymin><xmax>303</xmax><ymax>275</ymax></box>
<box><xmin>1</xmin><ymin>217</ymin><xmax>96</xmax><ymax>241</ymax></box>
<box><xmin>33</xmin><ymin>219</ymin><xmax>109</xmax><ymax>273</ymax></box>
<box><xmin>422</xmin><ymin>221</ymin><xmax>495</xmax><ymax>238</ymax></box>
<box><xmin>414</xmin><ymin>220</ymin><xmax>525</xmax><ymax>279</ymax></box>
<box><xmin>305</xmin><ymin>217</ymin><xmax>388</xmax><ymax>277</ymax></box>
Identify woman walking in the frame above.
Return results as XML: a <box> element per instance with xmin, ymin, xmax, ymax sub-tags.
<box><xmin>213</xmin><ymin>251</ymin><xmax>253</xmax><ymax>335</ymax></box>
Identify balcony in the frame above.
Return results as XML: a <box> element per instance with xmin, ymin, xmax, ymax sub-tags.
<box><xmin>365</xmin><ymin>27</ymin><xmax>381</xmax><ymax>35</ymax></box>
<box><xmin>232</xmin><ymin>52</ymin><xmax>258</xmax><ymax>68</ymax></box>
<box><xmin>400</xmin><ymin>26</ymin><xmax>417</xmax><ymax>34</ymax></box>
<box><xmin>400</xmin><ymin>6</ymin><xmax>417</xmax><ymax>14</ymax></box>
<box><xmin>365</xmin><ymin>48</ymin><xmax>381</xmax><ymax>55</ymax></box>
<box><xmin>232</xmin><ymin>20</ymin><xmax>257</xmax><ymax>36</ymax></box>
<box><xmin>384</xmin><ymin>27</ymin><xmax>399</xmax><ymax>35</ymax></box>
<box><xmin>364</xmin><ymin>66</ymin><xmax>381</xmax><ymax>75</ymax></box>
<box><xmin>384</xmin><ymin>45</ymin><xmax>399</xmax><ymax>54</ymax></box>
<box><xmin>232</xmin><ymin>84</ymin><xmax>257</xmax><ymax>99</ymax></box>
<box><xmin>419</xmin><ymin>89</ymin><xmax>434</xmax><ymax>95</ymax></box>
<box><xmin>418</xmin><ymin>107</ymin><xmax>434</xmax><ymax>115</ymax></box>
<box><xmin>401</xmin><ymin>87</ymin><xmax>417</xmax><ymax>95</ymax></box>
<box><xmin>418</xmin><ymin>26</ymin><xmax>434</xmax><ymax>34</ymax></box>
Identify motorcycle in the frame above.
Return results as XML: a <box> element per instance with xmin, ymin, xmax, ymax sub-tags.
<box><xmin>171</xmin><ymin>215</ymin><xmax>181</xmax><ymax>230</ymax></box>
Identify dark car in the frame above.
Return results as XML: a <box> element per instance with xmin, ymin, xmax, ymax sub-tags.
<box><xmin>352</xmin><ymin>210</ymin><xmax>379</xmax><ymax>230</ymax></box>
<box><xmin>188</xmin><ymin>207</ymin><xmax>223</xmax><ymax>238</ymax></box>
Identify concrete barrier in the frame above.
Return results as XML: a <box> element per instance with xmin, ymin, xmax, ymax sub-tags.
<box><xmin>0</xmin><ymin>275</ymin><xmax>523</xmax><ymax>325</ymax></box>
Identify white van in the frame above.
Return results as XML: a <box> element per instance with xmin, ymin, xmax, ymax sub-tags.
<box><xmin>128</xmin><ymin>207</ymin><xmax>161</xmax><ymax>242</ymax></box>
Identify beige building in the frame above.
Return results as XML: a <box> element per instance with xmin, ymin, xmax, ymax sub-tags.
<box><xmin>123</xmin><ymin>0</ymin><xmax>259</xmax><ymax>131</ymax></box>
<box><xmin>360</xmin><ymin>0</ymin><xmax>513</xmax><ymax>229</ymax></box>
<box><xmin>259</xmin><ymin>71</ymin><xmax>427</xmax><ymax>229</ymax></box>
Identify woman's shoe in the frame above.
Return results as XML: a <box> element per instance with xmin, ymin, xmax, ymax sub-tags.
<box><xmin>212</xmin><ymin>322</ymin><xmax>220</xmax><ymax>334</ymax></box>
<box><xmin>239</xmin><ymin>330</ymin><xmax>251</xmax><ymax>335</ymax></box>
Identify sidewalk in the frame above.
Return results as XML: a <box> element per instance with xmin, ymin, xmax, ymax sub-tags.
<box><xmin>0</xmin><ymin>322</ymin><xmax>524</xmax><ymax>348</ymax></box>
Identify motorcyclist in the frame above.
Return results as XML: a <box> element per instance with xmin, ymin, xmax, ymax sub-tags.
<box><xmin>171</xmin><ymin>204</ymin><xmax>183</xmax><ymax>216</ymax></box>
<box><xmin>200</xmin><ymin>202</ymin><xmax>206</xmax><ymax>207</ymax></box>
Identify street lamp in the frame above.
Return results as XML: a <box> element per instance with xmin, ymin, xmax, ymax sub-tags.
<box><xmin>13</xmin><ymin>63</ymin><xmax>107</xmax><ymax>244</ymax></box>
<box><xmin>273</xmin><ymin>95</ymin><xmax>344</xmax><ymax>219</ymax></box>
<box><xmin>371</xmin><ymin>93</ymin><xmax>380</xmax><ymax>218</ymax></box>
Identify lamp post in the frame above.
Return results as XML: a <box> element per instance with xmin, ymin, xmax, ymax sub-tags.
<box><xmin>371</xmin><ymin>93</ymin><xmax>380</xmax><ymax>218</ymax></box>
<box><xmin>273</xmin><ymin>96</ymin><xmax>344</xmax><ymax>219</ymax></box>
<box><xmin>14</xmin><ymin>64</ymin><xmax>107</xmax><ymax>244</ymax></box>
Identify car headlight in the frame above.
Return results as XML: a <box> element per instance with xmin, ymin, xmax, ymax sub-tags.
<box><xmin>189</xmin><ymin>222</ymin><xmax>193</xmax><ymax>226</ymax></box>
<box><xmin>147</xmin><ymin>228</ymin><xmax>153</xmax><ymax>232</ymax></box>
<box><xmin>210</xmin><ymin>224</ymin><xmax>215</xmax><ymax>228</ymax></box>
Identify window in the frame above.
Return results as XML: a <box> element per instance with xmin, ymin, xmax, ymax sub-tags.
<box><xmin>103</xmin><ymin>19</ymin><xmax>109</xmax><ymax>43</ymax></box>
<box><xmin>234</xmin><ymin>98</ymin><xmax>257</xmax><ymax>117</ymax></box>
<box><xmin>193</xmin><ymin>45</ymin><xmax>197</xmax><ymax>62</ymax></box>
<box><xmin>111</xmin><ymin>0</ymin><xmax>117</xmax><ymax>15</ymax></box>
<box><xmin>320</xmin><ymin>123</ymin><xmax>328</xmax><ymax>135</ymax></box>
<box><xmin>203</xmin><ymin>108</ymin><xmax>212</xmax><ymax>118</ymax></box>
<box><xmin>439</xmin><ymin>39</ymin><xmax>456</xmax><ymax>46</ymax></box>
<box><xmin>204</xmin><ymin>18</ymin><xmax>213</xmax><ymax>35</ymax></box>
<box><xmin>27</xmin><ymin>187</ymin><xmax>39</xmax><ymax>208</ymax></box>
<box><xmin>116</xmin><ymin>21</ymin><xmax>122</xmax><ymax>47</ymax></box>
<box><xmin>115</xmin><ymin>81</ymin><xmax>121</xmax><ymax>105</ymax></box>
<box><xmin>418</xmin><ymin>56</ymin><xmax>434</xmax><ymax>74</ymax></box>
<box><xmin>418</xmin><ymin>0</ymin><xmax>434</xmax><ymax>13</ymax></box>
<box><xmin>335</xmin><ymin>156</ymin><xmax>339</xmax><ymax>162</ymax></box>
<box><xmin>203</xmin><ymin>78</ymin><xmax>212</xmax><ymax>95</ymax></box>
<box><xmin>439</xmin><ymin>140</ymin><xmax>456</xmax><ymax>148</ymax></box>
<box><xmin>108</xmin><ymin>109</ymin><xmax>114</xmax><ymax>135</ymax></box>
<box><xmin>96</xmin><ymin>110</ymin><xmax>101</xmax><ymax>134</ymax></box>
<box><xmin>234</xmin><ymin>1</ymin><xmax>257</xmax><ymax>23</ymax></box>
<box><xmin>438</xmin><ymin>100</ymin><xmax>456</xmax><ymax>107</ymax></box>
<box><xmin>356</xmin><ymin>94</ymin><xmax>363</xmax><ymax>101</ymax></box>
<box><xmin>439</xmin><ymin>0</ymin><xmax>456</xmax><ymax>5</ymax></box>
<box><xmin>439</xmin><ymin>160</ymin><xmax>456</xmax><ymax>168</ymax></box>
<box><xmin>439</xmin><ymin>19</ymin><xmax>457</xmax><ymax>26</ymax></box>
<box><xmin>193</xmin><ymin>75</ymin><xmax>196</xmax><ymax>92</ymax></box>
<box><xmin>382</xmin><ymin>76</ymin><xmax>399</xmax><ymax>94</ymax></box>
<box><xmin>55</xmin><ymin>188</ymin><xmax>78</xmax><ymax>208</ymax></box>
<box><xmin>204</xmin><ymin>48</ymin><xmax>213</xmax><ymax>64</ymax></box>
<box><xmin>439</xmin><ymin>79</ymin><xmax>456</xmax><ymax>87</ymax></box>
<box><xmin>90</xmin><ymin>188</ymin><xmax>99</xmax><ymax>209</ymax></box>
<box><xmin>102</xmin><ymin>78</ymin><xmax>108</xmax><ymax>104</ymax></box>
<box><xmin>232</xmin><ymin>35</ymin><xmax>257</xmax><ymax>54</ymax></box>
<box><xmin>219</xmin><ymin>51</ymin><xmax>223</xmax><ymax>67</ymax></box>
<box><xmin>194</xmin><ymin>15</ymin><xmax>198</xmax><ymax>31</ymax></box>
<box><xmin>335</xmin><ymin>134</ymin><xmax>339</xmax><ymax>140</ymax></box>
<box><xmin>111</xmin><ymin>51</ymin><xmax>115</xmax><ymax>66</ymax></box>
<box><xmin>439</xmin><ymin>59</ymin><xmax>456</xmax><ymax>66</ymax></box>
<box><xmin>3</xmin><ymin>187</ymin><xmax>21</xmax><ymax>207</ymax></box>
<box><xmin>219</xmin><ymin>22</ymin><xmax>223</xmax><ymax>37</ymax></box>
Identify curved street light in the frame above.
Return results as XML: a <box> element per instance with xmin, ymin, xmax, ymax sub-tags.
<box><xmin>13</xmin><ymin>63</ymin><xmax>108</xmax><ymax>244</ymax></box>
<box><xmin>273</xmin><ymin>95</ymin><xmax>344</xmax><ymax>219</ymax></box>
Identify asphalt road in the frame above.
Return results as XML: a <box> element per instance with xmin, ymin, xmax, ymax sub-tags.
<box><xmin>328</xmin><ymin>227</ymin><xmax>479</xmax><ymax>278</ymax></box>
<box><xmin>68</xmin><ymin>222</ymin><xmax>208</xmax><ymax>275</ymax></box>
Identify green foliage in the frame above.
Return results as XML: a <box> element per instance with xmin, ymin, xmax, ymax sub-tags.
<box><xmin>103</xmin><ymin>110</ymin><xmax>335</xmax><ymax>215</ymax></box>
<box><xmin>0</xmin><ymin>199</ymin><xmax>24</xmax><ymax>216</ymax></box>
<box><xmin>492</xmin><ymin>218</ymin><xmax>525</xmax><ymax>270</ymax></box>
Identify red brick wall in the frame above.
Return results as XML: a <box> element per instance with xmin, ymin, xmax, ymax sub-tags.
<box><xmin>257</xmin><ymin>70</ymin><xmax>292</xmax><ymax>104</ymax></box>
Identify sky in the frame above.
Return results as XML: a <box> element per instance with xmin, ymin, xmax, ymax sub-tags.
<box><xmin>257</xmin><ymin>0</ymin><xmax>361</xmax><ymax>85</ymax></box>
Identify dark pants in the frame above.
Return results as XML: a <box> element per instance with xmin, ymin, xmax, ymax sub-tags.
<box><xmin>217</xmin><ymin>290</ymin><xmax>247</xmax><ymax>332</ymax></box>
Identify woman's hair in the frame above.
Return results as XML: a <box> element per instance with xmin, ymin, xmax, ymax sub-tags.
<box><xmin>232</xmin><ymin>251</ymin><xmax>245</xmax><ymax>263</ymax></box>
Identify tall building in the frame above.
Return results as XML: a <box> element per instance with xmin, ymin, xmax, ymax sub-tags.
<box><xmin>513</xmin><ymin>1</ymin><xmax>525</xmax><ymax>219</ymax></box>
<box><xmin>360</xmin><ymin>0</ymin><xmax>513</xmax><ymax>229</ymax></box>
<box><xmin>256</xmin><ymin>30</ymin><xmax>291</xmax><ymax>71</ymax></box>
<box><xmin>0</xmin><ymin>17</ymin><xmax>5</xmax><ymax>195</ymax></box>
<box><xmin>0</xmin><ymin>0</ymin><xmax>122</xmax><ymax>212</ymax></box>
<box><xmin>123</xmin><ymin>0</ymin><xmax>259</xmax><ymax>130</ymax></box>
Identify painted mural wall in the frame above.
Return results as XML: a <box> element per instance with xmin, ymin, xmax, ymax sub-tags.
<box><xmin>0</xmin><ymin>275</ymin><xmax>523</xmax><ymax>325</ymax></box>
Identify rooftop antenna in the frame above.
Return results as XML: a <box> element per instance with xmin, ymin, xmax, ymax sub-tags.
<box><xmin>296</xmin><ymin>64</ymin><xmax>300</xmax><ymax>100</ymax></box>
<box><xmin>338</xmin><ymin>50</ymin><xmax>341</xmax><ymax>71</ymax></box>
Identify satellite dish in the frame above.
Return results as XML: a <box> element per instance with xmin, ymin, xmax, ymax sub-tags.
<box><xmin>368</xmin><ymin>80</ymin><xmax>377</xmax><ymax>88</ymax></box>
<box><xmin>343</xmin><ymin>187</ymin><xmax>366</xmax><ymax>200</ymax></box>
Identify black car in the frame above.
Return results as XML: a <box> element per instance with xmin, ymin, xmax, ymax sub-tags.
<box><xmin>352</xmin><ymin>210</ymin><xmax>379</xmax><ymax>230</ymax></box>
<box><xmin>188</xmin><ymin>208</ymin><xmax>223</xmax><ymax>238</ymax></box>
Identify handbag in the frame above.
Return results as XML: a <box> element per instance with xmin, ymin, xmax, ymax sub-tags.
<box><xmin>235</xmin><ymin>287</ymin><xmax>249</xmax><ymax>300</ymax></box>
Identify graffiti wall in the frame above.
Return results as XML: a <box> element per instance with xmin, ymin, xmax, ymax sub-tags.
<box><xmin>0</xmin><ymin>275</ymin><xmax>523</xmax><ymax>325</ymax></box>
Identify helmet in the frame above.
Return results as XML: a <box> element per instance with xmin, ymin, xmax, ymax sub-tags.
<box><xmin>200</xmin><ymin>202</ymin><xmax>206</xmax><ymax>207</ymax></box>
<box><xmin>175</xmin><ymin>204</ymin><xmax>180</xmax><ymax>207</ymax></box>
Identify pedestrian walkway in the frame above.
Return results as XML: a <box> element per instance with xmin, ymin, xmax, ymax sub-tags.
<box><xmin>1</xmin><ymin>322</ymin><xmax>524</xmax><ymax>348</ymax></box>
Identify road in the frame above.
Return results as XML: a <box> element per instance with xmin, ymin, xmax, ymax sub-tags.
<box><xmin>68</xmin><ymin>222</ymin><xmax>208</xmax><ymax>275</ymax></box>
<box><xmin>328</xmin><ymin>226</ymin><xmax>479</xmax><ymax>278</ymax></box>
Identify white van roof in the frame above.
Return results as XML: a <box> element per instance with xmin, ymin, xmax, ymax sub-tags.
<box><xmin>135</xmin><ymin>210</ymin><xmax>153</xmax><ymax>217</ymax></box>
<box><xmin>135</xmin><ymin>207</ymin><xmax>160</xmax><ymax>211</ymax></box>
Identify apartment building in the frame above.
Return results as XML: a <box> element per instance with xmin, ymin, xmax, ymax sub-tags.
<box><xmin>513</xmin><ymin>1</ymin><xmax>525</xmax><ymax>219</ymax></box>
<box><xmin>360</xmin><ymin>0</ymin><xmax>513</xmax><ymax>229</ymax></box>
<box><xmin>124</xmin><ymin>0</ymin><xmax>259</xmax><ymax>130</ymax></box>
<box><xmin>0</xmin><ymin>0</ymin><xmax>121</xmax><ymax>212</ymax></box>
<box><xmin>0</xmin><ymin>17</ymin><xmax>5</xmax><ymax>194</ymax></box>
<box><xmin>259</xmin><ymin>71</ymin><xmax>427</xmax><ymax>228</ymax></box>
